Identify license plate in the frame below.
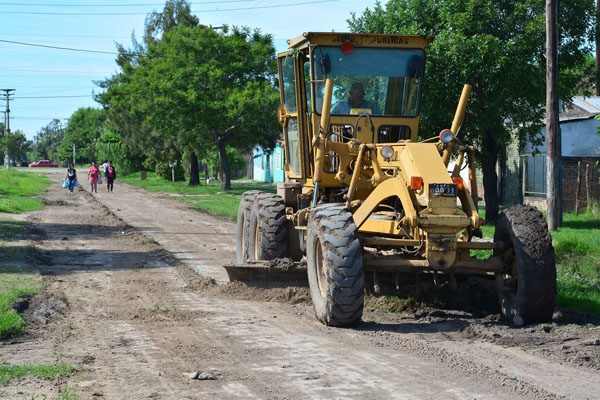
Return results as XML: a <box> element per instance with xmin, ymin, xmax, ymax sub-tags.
<box><xmin>429</xmin><ymin>183</ymin><xmax>457</xmax><ymax>198</ymax></box>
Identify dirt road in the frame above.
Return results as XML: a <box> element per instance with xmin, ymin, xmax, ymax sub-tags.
<box><xmin>1</xmin><ymin>169</ymin><xmax>599</xmax><ymax>399</ymax></box>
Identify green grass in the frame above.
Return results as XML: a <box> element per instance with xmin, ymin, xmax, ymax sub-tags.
<box><xmin>0</xmin><ymin>359</ymin><xmax>81</xmax><ymax>397</ymax></box>
<box><xmin>0</xmin><ymin>361</ymin><xmax>77</xmax><ymax>385</ymax></box>
<box><xmin>0</xmin><ymin>169</ymin><xmax>52</xmax><ymax>214</ymax></box>
<box><xmin>551</xmin><ymin>210</ymin><xmax>600</xmax><ymax>313</ymax></box>
<box><xmin>0</xmin><ymin>169</ymin><xmax>52</xmax><ymax>340</ymax></box>
<box><xmin>0</xmin><ymin>170</ymin><xmax>75</xmax><ymax>393</ymax></box>
<box><xmin>0</xmin><ymin>270</ymin><xmax>44</xmax><ymax>339</ymax></box>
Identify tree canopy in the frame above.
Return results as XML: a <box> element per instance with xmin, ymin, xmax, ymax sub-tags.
<box><xmin>33</xmin><ymin>119</ymin><xmax>65</xmax><ymax>163</ymax></box>
<box><xmin>97</xmin><ymin>0</ymin><xmax>280</xmax><ymax>189</ymax></box>
<box><xmin>58</xmin><ymin>107</ymin><xmax>105</xmax><ymax>163</ymax></box>
<box><xmin>349</xmin><ymin>0</ymin><xmax>595</xmax><ymax>221</ymax></box>
<box><xmin>1</xmin><ymin>130</ymin><xmax>30</xmax><ymax>165</ymax></box>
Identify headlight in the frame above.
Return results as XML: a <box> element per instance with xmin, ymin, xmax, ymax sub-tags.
<box><xmin>439</xmin><ymin>129</ymin><xmax>454</xmax><ymax>144</ymax></box>
<box><xmin>380</xmin><ymin>145</ymin><xmax>394</xmax><ymax>160</ymax></box>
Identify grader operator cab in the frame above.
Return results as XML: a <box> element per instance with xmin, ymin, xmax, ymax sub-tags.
<box><xmin>230</xmin><ymin>32</ymin><xmax>556</xmax><ymax>327</ymax></box>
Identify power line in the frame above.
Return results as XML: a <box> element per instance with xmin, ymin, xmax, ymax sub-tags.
<box><xmin>0</xmin><ymin>0</ymin><xmax>338</xmax><ymax>15</ymax></box>
<box><xmin>0</xmin><ymin>39</ymin><xmax>116</xmax><ymax>54</ymax></box>
<box><xmin>20</xmin><ymin>87</ymin><xmax>97</xmax><ymax>96</ymax></box>
<box><xmin>0</xmin><ymin>33</ymin><xmax>130</xmax><ymax>39</ymax></box>
<box><xmin>16</xmin><ymin>95</ymin><xmax>94</xmax><ymax>99</ymax></box>
<box><xmin>0</xmin><ymin>0</ymin><xmax>258</xmax><ymax>6</ymax></box>
<box><xmin>0</xmin><ymin>1</ymin><xmax>162</xmax><ymax>5</ymax></box>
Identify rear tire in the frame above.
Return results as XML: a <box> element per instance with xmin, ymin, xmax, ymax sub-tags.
<box><xmin>235</xmin><ymin>190</ymin><xmax>263</xmax><ymax>264</ymax></box>
<box><xmin>248</xmin><ymin>193</ymin><xmax>288</xmax><ymax>261</ymax></box>
<box><xmin>307</xmin><ymin>203</ymin><xmax>364</xmax><ymax>326</ymax></box>
<box><xmin>494</xmin><ymin>205</ymin><xmax>556</xmax><ymax>325</ymax></box>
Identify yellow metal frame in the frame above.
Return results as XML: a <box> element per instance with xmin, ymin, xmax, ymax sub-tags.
<box><xmin>277</xmin><ymin>32</ymin><xmax>490</xmax><ymax>274</ymax></box>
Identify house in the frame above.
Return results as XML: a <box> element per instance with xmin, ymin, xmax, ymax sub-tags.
<box><xmin>252</xmin><ymin>142</ymin><xmax>285</xmax><ymax>183</ymax></box>
<box><xmin>506</xmin><ymin>97</ymin><xmax>600</xmax><ymax>212</ymax></box>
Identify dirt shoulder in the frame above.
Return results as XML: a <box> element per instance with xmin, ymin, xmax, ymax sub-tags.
<box><xmin>1</xmin><ymin>170</ymin><xmax>599</xmax><ymax>399</ymax></box>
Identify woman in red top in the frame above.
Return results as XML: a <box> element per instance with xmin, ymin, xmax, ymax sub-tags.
<box><xmin>88</xmin><ymin>161</ymin><xmax>100</xmax><ymax>193</ymax></box>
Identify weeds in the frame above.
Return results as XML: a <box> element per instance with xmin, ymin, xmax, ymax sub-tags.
<box><xmin>148</xmin><ymin>303</ymin><xmax>170</xmax><ymax>314</ymax></box>
<box><xmin>0</xmin><ymin>271</ymin><xmax>44</xmax><ymax>339</ymax></box>
<box><xmin>0</xmin><ymin>362</ymin><xmax>76</xmax><ymax>385</ymax></box>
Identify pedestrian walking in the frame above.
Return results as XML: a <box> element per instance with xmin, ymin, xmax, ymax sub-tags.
<box><xmin>88</xmin><ymin>161</ymin><xmax>100</xmax><ymax>193</ymax></box>
<box><xmin>65</xmin><ymin>164</ymin><xmax>78</xmax><ymax>194</ymax></box>
<box><xmin>106</xmin><ymin>160</ymin><xmax>117</xmax><ymax>192</ymax></box>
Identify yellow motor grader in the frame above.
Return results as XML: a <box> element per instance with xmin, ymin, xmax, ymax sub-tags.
<box><xmin>230</xmin><ymin>32</ymin><xmax>556</xmax><ymax>327</ymax></box>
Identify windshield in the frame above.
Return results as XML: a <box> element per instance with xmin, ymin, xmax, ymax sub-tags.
<box><xmin>312</xmin><ymin>46</ymin><xmax>426</xmax><ymax>117</ymax></box>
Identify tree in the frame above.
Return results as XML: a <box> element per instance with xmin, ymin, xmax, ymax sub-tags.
<box><xmin>95</xmin><ymin>130</ymin><xmax>140</xmax><ymax>176</ymax></box>
<box><xmin>99</xmin><ymin>20</ymin><xmax>280</xmax><ymax>189</ymax></box>
<box><xmin>143</xmin><ymin>0</ymin><xmax>199</xmax><ymax>46</ymax></box>
<box><xmin>98</xmin><ymin>1</ymin><xmax>279</xmax><ymax>189</ymax></box>
<box><xmin>59</xmin><ymin>108</ymin><xmax>106</xmax><ymax>164</ymax></box>
<box><xmin>1</xmin><ymin>130</ymin><xmax>31</xmax><ymax>165</ymax></box>
<box><xmin>34</xmin><ymin>119</ymin><xmax>65</xmax><ymax>162</ymax></box>
<box><xmin>349</xmin><ymin>0</ymin><xmax>595</xmax><ymax>222</ymax></box>
<box><xmin>95</xmin><ymin>0</ymin><xmax>198</xmax><ymax>181</ymax></box>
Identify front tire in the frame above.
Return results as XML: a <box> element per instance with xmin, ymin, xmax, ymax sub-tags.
<box><xmin>494</xmin><ymin>205</ymin><xmax>556</xmax><ymax>325</ymax></box>
<box><xmin>248</xmin><ymin>193</ymin><xmax>288</xmax><ymax>261</ymax></box>
<box><xmin>307</xmin><ymin>203</ymin><xmax>364</xmax><ymax>327</ymax></box>
<box><xmin>235</xmin><ymin>190</ymin><xmax>263</xmax><ymax>264</ymax></box>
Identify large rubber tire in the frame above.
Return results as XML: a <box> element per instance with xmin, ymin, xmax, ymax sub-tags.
<box><xmin>307</xmin><ymin>203</ymin><xmax>364</xmax><ymax>327</ymax></box>
<box><xmin>248</xmin><ymin>193</ymin><xmax>288</xmax><ymax>261</ymax></box>
<box><xmin>235</xmin><ymin>190</ymin><xmax>263</xmax><ymax>264</ymax></box>
<box><xmin>494</xmin><ymin>205</ymin><xmax>557</xmax><ymax>325</ymax></box>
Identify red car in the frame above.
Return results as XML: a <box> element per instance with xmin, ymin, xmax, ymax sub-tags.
<box><xmin>29</xmin><ymin>160</ymin><xmax>59</xmax><ymax>168</ymax></box>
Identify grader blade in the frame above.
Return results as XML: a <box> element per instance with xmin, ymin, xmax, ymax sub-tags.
<box><xmin>224</xmin><ymin>259</ymin><xmax>307</xmax><ymax>282</ymax></box>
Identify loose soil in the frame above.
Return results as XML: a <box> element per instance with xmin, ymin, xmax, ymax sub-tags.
<box><xmin>1</xmin><ymin>169</ymin><xmax>599</xmax><ymax>399</ymax></box>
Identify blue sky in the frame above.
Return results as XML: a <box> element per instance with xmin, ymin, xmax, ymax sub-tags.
<box><xmin>0</xmin><ymin>0</ymin><xmax>379</xmax><ymax>140</ymax></box>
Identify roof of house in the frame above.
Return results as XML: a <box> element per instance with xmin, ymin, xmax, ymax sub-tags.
<box><xmin>561</xmin><ymin>96</ymin><xmax>600</xmax><ymax>121</ymax></box>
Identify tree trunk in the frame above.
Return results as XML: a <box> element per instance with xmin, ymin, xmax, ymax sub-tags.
<box><xmin>480</xmin><ymin>130</ymin><xmax>501</xmax><ymax>223</ymax></box>
<box><xmin>217</xmin><ymin>139</ymin><xmax>231</xmax><ymax>190</ymax></box>
<box><xmin>481</xmin><ymin>157</ymin><xmax>499</xmax><ymax>223</ymax></box>
<box><xmin>189</xmin><ymin>150</ymin><xmax>200</xmax><ymax>186</ymax></box>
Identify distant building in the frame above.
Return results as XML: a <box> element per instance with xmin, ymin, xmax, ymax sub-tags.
<box><xmin>252</xmin><ymin>142</ymin><xmax>284</xmax><ymax>183</ymax></box>
<box><xmin>506</xmin><ymin>97</ymin><xmax>600</xmax><ymax>212</ymax></box>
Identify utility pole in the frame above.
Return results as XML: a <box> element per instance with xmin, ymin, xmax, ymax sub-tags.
<box><xmin>1</xmin><ymin>89</ymin><xmax>15</xmax><ymax>136</ymax></box>
<box><xmin>546</xmin><ymin>0</ymin><xmax>561</xmax><ymax>230</ymax></box>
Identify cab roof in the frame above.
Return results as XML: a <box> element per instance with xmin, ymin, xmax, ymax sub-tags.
<box><xmin>286</xmin><ymin>32</ymin><xmax>435</xmax><ymax>51</ymax></box>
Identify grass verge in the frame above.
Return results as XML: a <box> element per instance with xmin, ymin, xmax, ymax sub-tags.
<box><xmin>0</xmin><ymin>361</ymin><xmax>81</xmax><ymax>399</ymax></box>
<box><xmin>552</xmin><ymin>210</ymin><xmax>600</xmax><ymax>313</ymax></box>
<box><xmin>0</xmin><ymin>169</ymin><xmax>52</xmax><ymax>339</ymax></box>
<box><xmin>0</xmin><ymin>169</ymin><xmax>78</xmax><ymax>395</ymax></box>
<box><xmin>0</xmin><ymin>169</ymin><xmax>52</xmax><ymax>214</ymax></box>
<box><xmin>0</xmin><ymin>268</ymin><xmax>44</xmax><ymax>338</ymax></box>
<box><xmin>0</xmin><ymin>362</ymin><xmax>76</xmax><ymax>385</ymax></box>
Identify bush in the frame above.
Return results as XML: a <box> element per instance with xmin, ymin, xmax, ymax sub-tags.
<box><xmin>142</xmin><ymin>158</ymin><xmax>154</xmax><ymax>172</ymax></box>
<box><xmin>155</xmin><ymin>162</ymin><xmax>186</xmax><ymax>182</ymax></box>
